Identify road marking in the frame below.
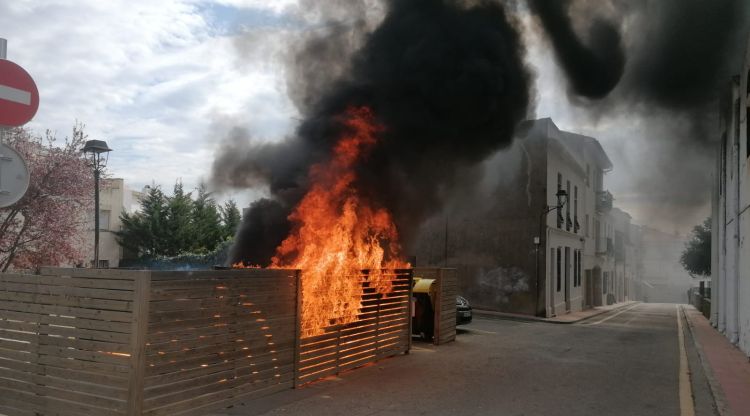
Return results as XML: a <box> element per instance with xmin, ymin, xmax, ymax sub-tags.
<box><xmin>0</xmin><ymin>84</ymin><xmax>31</xmax><ymax>105</ymax></box>
<box><xmin>585</xmin><ymin>303</ymin><xmax>640</xmax><ymax>326</ymax></box>
<box><xmin>677</xmin><ymin>305</ymin><xmax>695</xmax><ymax>416</ymax></box>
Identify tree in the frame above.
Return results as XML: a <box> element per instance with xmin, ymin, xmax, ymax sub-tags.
<box><xmin>680</xmin><ymin>217</ymin><xmax>711</xmax><ymax>277</ymax></box>
<box><xmin>0</xmin><ymin>125</ymin><xmax>93</xmax><ymax>271</ymax></box>
<box><xmin>164</xmin><ymin>180</ymin><xmax>194</xmax><ymax>255</ymax></box>
<box><xmin>116</xmin><ymin>185</ymin><xmax>169</xmax><ymax>258</ymax></box>
<box><xmin>191</xmin><ymin>183</ymin><xmax>223</xmax><ymax>253</ymax></box>
<box><xmin>117</xmin><ymin>181</ymin><xmax>235</xmax><ymax>258</ymax></box>
<box><xmin>220</xmin><ymin>199</ymin><xmax>241</xmax><ymax>240</ymax></box>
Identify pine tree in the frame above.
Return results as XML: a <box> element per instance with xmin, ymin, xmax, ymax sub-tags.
<box><xmin>220</xmin><ymin>199</ymin><xmax>242</xmax><ymax>240</ymax></box>
<box><xmin>116</xmin><ymin>185</ymin><xmax>169</xmax><ymax>257</ymax></box>
<box><xmin>164</xmin><ymin>181</ymin><xmax>194</xmax><ymax>256</ymax></box>
<box><xmin>191</xmin><ymin>183</ymin><xmax>223</xmax><ymax>253</ymax></box>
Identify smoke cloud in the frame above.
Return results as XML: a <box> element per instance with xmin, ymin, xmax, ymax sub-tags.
<box><xmin>530</xmin><ymin>0</ymin><xmax>750</xmax><ymax>230</ymax></box>
<box><xmin>528</xmin><ymin>0</ymin><xmax>625</xmax><ymax>99</ymax></box>
<box><xmin>213</xmin><ymin>0</ymin><xmax>532</xmax><ymax>265</ymax></box>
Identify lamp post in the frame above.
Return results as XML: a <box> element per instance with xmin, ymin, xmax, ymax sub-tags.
<box><xmin>535</xmin><ymin>189</ymin><xmax>568</xmax><ymax>317</ymax></box>
<box><xmin>82</xmin><ymin>140</ymin><xmax>112</xmax><ymax>268</ymax></box>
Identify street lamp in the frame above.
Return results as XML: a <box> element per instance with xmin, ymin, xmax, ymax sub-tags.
<box><xmin>535</xmin><ymin>189</ymin><xmax>568</xmax><ymax>316</ymax></box>
<box><xmin>82</xmin><ymin>140</ymin><xmax>112</xmax><ymax>268</ymax></box>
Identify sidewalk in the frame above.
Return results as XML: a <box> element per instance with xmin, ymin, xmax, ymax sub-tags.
<box><xmin>474</xmin><ymin>301</ymin><xmax>639</xmax><ymax>324</ymax></box>
<box><xmin>683</xmin><ymin>306</ymin><xmax>750</xmax><ymax>416</ymax></box>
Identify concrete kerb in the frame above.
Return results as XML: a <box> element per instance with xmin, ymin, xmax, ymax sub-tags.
<box><xmin>474</xmin><ymin>301</ymin><xmax>639</xmax><ymax>325</ymax></box>
<box><xmin>681</xmin><ymin>306</ymin><xmax>733</xmax><ymax>416</ymax></box>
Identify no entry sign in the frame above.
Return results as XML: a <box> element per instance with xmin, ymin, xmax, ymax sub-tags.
<box><xmin>0</xmin><ymin>59</ymin><xmax>39</xmax><ymax>127</ymax></box>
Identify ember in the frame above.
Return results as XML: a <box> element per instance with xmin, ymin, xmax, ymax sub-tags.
<box><xmin>269</xmin><ymin>106</ymin><xmax>409</xmax><ymax>337</ymax></box>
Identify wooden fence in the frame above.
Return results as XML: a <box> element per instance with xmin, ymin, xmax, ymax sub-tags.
<box><xmin>412</xmin><ymin>268</ymin><xmax>457</xmax><ymax>345</ymax></box>
<box><xmin>295</xmin><ymin>269</ymin><xmax>412</xmax><ymax>386</ymax></box>
<box><xmin>0</xmin><ymin>267</ymin><xmax>413</xmax><ymax>416</ymax></box>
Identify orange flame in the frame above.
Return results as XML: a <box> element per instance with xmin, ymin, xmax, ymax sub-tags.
<box><xmin>232</xmin><ymin>262</ymin><xmax>261</xmax><ymax>269</ymax></box>
<box><xmin>271</xmin><ymin>106</ymin><xmax>408</xmax><ymax>337</ymax></box>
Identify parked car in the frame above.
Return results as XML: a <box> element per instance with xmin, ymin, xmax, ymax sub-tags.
<box><xmin>456</xmin><ymin>295</ymin><xmax>472</xmax><ymax>325</ymax></box>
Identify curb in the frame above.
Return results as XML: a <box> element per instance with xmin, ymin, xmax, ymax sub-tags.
<box><xmin>474</xmin><ymin>301</ymin><xmax>639</xmax><ymax>325</ymax></box>
<box><xmin>681</xmin><ymin>305</ymin><xmax>733</xmax><ymax>416</ymax></box>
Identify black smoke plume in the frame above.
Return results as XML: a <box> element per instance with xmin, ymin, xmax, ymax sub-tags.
<box><xmin>213</xmin><ymin>0</ymin><xmax>532</xmax><ymax>266</ymax></box>
<box><xmin>530</xmin><ymin>0</ymin><xmax>750</xmax><ymax>230</ymax></box>
<box><xmin>528</xmin><ymin>0</ymin><xmax>625</xmax><ymax>99</ymax></box>
<box><xmin>531</xmin><ymin>0</ymin><xmax>749</xmax><ymax>121</ymax></box>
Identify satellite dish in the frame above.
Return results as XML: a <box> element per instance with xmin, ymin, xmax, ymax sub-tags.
<box><xmin>0</xmin><ymin>143</ymin><xmax>30</xmax><ymax>207</ymax></box>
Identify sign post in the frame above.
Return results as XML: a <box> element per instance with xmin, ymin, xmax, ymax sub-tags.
<box><xmin>0</xmin><ymin>38</ymin><xmax>6</xmax><ymax>144</ymax></box>
<box><xmin>0</xmin><ymin>39</ymin><xmax>36</xmax><ymax>207</ymax></box>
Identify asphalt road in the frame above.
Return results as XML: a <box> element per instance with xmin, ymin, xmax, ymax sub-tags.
<box><xmin>220</xmin><ymin>303</ymin><xmax>717</xmax><ymax>416</ymax></box>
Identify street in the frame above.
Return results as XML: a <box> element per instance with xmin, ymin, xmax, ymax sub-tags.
<box><xmin>219</xmin><ymin>303</ymin><xmax>716</xmax><ymax>416</ymax></box>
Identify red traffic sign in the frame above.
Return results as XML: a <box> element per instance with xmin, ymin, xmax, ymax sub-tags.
<box><xmin>0</xmin><ymin>60</ymin><xmax>39</xmax><ymax>127</ymax></box>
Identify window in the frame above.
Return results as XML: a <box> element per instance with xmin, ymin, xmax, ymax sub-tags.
<box><xmin>98</xmin><ymin>260</ymin><xmax>109</xmax><ymax>269</ymax></box>
<box><xmin>550</xmin><ymin>248</ymin><xmax>555</xmax><ymax>293</ymax></box>
<box><xmin>565</xmin><ymin>247</ymin><xmax>570</xmax><ymax>291</ymax></box>
<box><xmin>574</xmin><ymin>186</ymin><xmax>579</xmax><ymax>234</ymax></box>
<box><xmin>603</xmin><ymin>272</ymin><xmax>609</xmax><ymax>294</ymax></box>
<box><xmin>556</xmin><ymin>247</ymin><xmax>562</xmax><ymax>292</ymax></box>
<box><xmin>735</xmin><ymin>98</ymin><xmax>740</xmax><ymax>153</ymax></box>
<box><xmin>566</xmin><ymin>180</ymin><xmax>571</xmax><ymax>232</ymax></box>
<box><xmin>557</xmin><ymin>173</ymin><xmax>563</xmax><ymax>228</ymax></box>
<box><xmin>572</xmin><ymin>251</ymin><xmax>577</xmax><ymax>287</ymax></box>
<box><xmin>99</xmin><ymin>210</ymin><xmax>111</xmax><ymax>230</ymax></box>
<box><xmin>585</xmin><ymin>214</ymin><xmax>590</xmax><ymax>237</ymax></box>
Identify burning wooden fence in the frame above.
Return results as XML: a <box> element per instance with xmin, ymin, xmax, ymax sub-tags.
<box><xmin>0</xmin><ymin>267</ymin><xmax>415</xmax><ymax>416</ymax></box>
<box><xmin>295</xmin><ymin>269</ymin><xmax>412</xmax><ymax>386</ymax></box>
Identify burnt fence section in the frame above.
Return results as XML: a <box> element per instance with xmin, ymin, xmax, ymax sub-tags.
<box><xmin>0</xmin><ymin>267</ymin><xmax>429</xmax><ymax>416</ymax></box>
<box><xmin>296</xmin><ymin>269</ymin><xmax>413</xmax><ymax>386</ymax></box>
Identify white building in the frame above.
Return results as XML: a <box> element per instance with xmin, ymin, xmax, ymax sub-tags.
<box><xmin>85</xmin><ymin>178</ymin><xmax>142</xmax><ymax>268</ymax></box>
<box><xmin>710</xmin><ymin>34</ymin><xmax>750</xmax><ymax>357</ymax></box>
<box><xmin>539</xmin><ymin>120</ymin><xmax>615</xmax><ymax>315</ymax></box>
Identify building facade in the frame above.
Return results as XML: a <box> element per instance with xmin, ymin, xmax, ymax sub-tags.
<box><xmin>85</xmin><ymin>178</ymin><xmax>142</xmax><ymax>268</ymax></box>
<box><xmin>414</xmin><ymin>118</ymin><xmax>618</xmax><ymax>317</ymax></box>
<box><xmin>710</xmin><ymin>35</ymin><xmax>750</xmax><ymax>357</ymax></box>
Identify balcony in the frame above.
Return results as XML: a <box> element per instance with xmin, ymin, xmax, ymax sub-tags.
<box><xmin>596</xmin><ymin>190</ymin><xmax>613</xmax><ymax>212</ymax></box>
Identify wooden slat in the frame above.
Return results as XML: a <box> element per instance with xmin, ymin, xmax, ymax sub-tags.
<box><xmin>0</xmin><ymin>273</ymin><xmax>135</xmax><ymax>290</ymax></box>
<box><xmin>0</xmin><ymin>291</ymin><xmax>133</xmax><ymax>311</ymax></box>
<box><xmin>0</xmin><ymin>282</ymin><xmax>134</xmax><ymax>301</ymax></box>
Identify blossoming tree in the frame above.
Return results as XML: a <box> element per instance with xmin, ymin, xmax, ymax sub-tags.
<box><xmin>0</xmin><ymin>125</ymin><xmax>94</xmax><ymax>271</ymax></box>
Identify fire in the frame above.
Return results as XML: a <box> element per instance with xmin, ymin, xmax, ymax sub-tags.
<box><xmin>232</xmin><ymin>262</ymin><xmax>261</xmax><ymax>269</ymax></box>
<box><xmin>271</xmin><ymin>106</ymin><xmax>408</xmax><ymax>337</ymax></box>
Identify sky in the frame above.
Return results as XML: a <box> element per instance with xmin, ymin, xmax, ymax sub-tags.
<box><xmin>0</xmin><ymin>0</ymin><xmax>714</xmax><ymax>233</ymax></box>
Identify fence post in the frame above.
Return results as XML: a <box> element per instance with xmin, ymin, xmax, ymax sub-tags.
<box><xmin>293</xmin><ymin>270</ymin><xmax>302</xmax><ymax>388</ymax></box>
<box><xmin>433</xmin><ymin>269</ymin><xmax>442</xmax><ymax>346</ymax></box>
<box><xmin>126</xmin><ymin>271</ymin><xmax>151</xmax><ymax>416</ymax></box>
<box><xmin>406</xmin><ymin>269</ymin><xmax>413</xmax><ymax>354</ymax></box>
